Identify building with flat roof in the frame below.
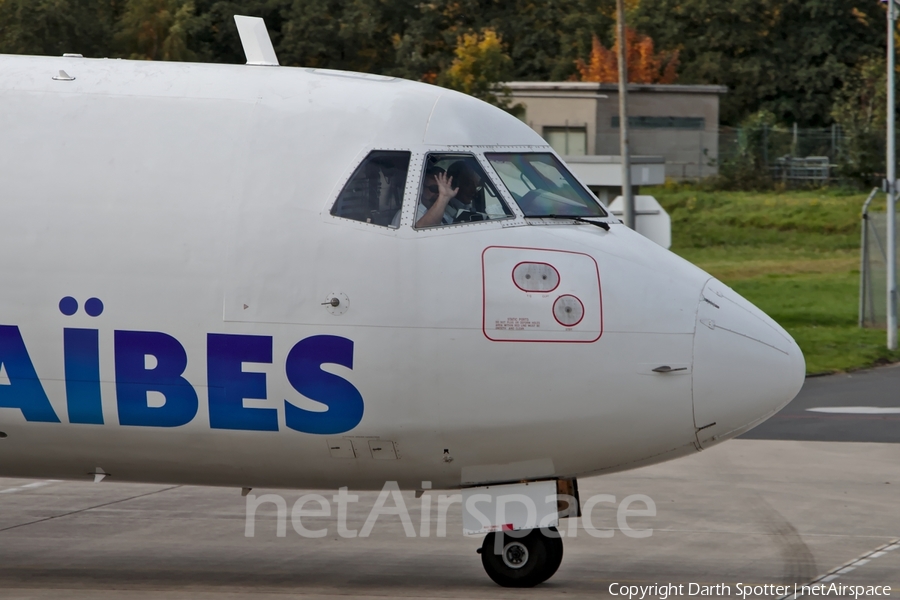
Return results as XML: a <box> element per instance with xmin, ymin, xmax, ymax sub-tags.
<box><xmin>508</xmin><ymin>82</ymin><xmax>728</xmax><ymax>181</ymax></box>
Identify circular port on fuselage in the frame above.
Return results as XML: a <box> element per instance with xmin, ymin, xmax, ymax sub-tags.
<box><xmin>553</xmin><ymin>294</ymin><xmax>585</xmax><ymax>327</ymax></box>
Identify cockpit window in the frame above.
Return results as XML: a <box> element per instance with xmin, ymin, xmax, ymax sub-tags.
<box><xmin>485</xmin><ymin>153</ymin><xmax>607</xmax><ymax>218</ymax></box>
<box><xmin>331</xmin><ymin>151</ymin><xmax>409</xmax><ymax>227</ymax></box>
<box><xmin>410</xmin><ymin>153</ymin><xmax>513</xmax><ymax>228</ymax></box>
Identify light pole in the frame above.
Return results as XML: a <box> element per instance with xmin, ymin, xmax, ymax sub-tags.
<box><xmin>888</xmin><ymin>0</ymin><xmax>897</xmax><ymax>349</ymax></box>
<box><xmin>616</xmin><ymin>0</ymin><xmax>635</xmax><ymax>229</ymax></box>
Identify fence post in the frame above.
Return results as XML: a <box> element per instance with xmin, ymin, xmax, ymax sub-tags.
<box><xmin>792</xmin><ymin>122</ymin><xmax>798</xmax><ymax>157</ymax></box>
<box><xmin>831</xmin><ymin>123</ymin><xmax>837</xmax><ymax>162</ymax></box>
<box><xmin>860</xmin><ymin>188</ymin><xmax>880</xmax><ymax>327</ymax></box>
<box><xmin>860</xmin><ymin>213</ymin><xmax>869</xmax><ymax>327</ymax></box>
<box><xmin>698</xmin><ymin>130</ymin><xmax>703</xmax><ymax>179</ymax></box>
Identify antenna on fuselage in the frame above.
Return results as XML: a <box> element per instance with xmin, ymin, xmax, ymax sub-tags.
<box><xmin>234</xmin><ymin>15</ymin><xmax>280</xmax><ymax>66</ymax></box>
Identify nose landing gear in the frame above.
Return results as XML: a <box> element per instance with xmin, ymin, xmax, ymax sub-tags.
<box><xmin>478</xmin><ymin>528</ymin><xmax>564</xmax><ymax>587</ymax></box>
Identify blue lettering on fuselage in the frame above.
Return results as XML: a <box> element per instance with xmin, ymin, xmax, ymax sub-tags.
<box><xmin>64</xmin><ymin>328</ymin><xmax>104</xmax><ymax>424</ymax></box>
<box><xmin>0</xmin><ymin>323</ymin><xmax>364</xmax><ymax>434</ymax></box>
<box><xmin>284</xmin><ymin>335</ymin><xmax>365</xmax><ymax>435</ymax></box>
<box><xmin>0</xmin><ymin>325</ymin><xmax>60</xmax><ymax>423</ymax></box>
<box><xmin>115</xmin><ymin>330</ymin><xmax>199</xmax><ymax>428</ymax></box>
<box><xmin>207</xmin><ymin>333</ymin><xmax>277</xmax><ymax>431</ymax></box>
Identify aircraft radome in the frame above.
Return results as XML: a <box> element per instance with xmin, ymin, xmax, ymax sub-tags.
<box><xmin>0</xmin><ymin>16</ymin><xmax>804</xmax><ymax>588</ymax></box>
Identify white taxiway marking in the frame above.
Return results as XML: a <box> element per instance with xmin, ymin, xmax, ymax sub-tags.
<box><xmin>779</xmin><ymin>539</ymin><xmax>900</xmax><ymax>599</ymax></box>
<box><xmin>806</xmin><ymin>406</ymin><xmax>900</xmax><ymax>414</ymax></box>
<box><xmin>0</xmin><ymin>480</ymin><xmax>60</xmax><ymax>494</ymax></box>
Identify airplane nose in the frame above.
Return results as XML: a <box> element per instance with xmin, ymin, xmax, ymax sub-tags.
<box><xmin>691</xmin><ymin>278</ymin><xmax>805</xmax><ymax>448</ymax></box>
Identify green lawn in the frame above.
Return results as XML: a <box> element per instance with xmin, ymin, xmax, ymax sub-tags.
<box><xmin>651</xmin><ymin>185</ymin><xmax>900</xmax><ymax>374</ymax></box>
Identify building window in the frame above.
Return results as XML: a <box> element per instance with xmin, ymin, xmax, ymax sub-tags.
<box><xmin>543</xmin><ymin>126</ymin><xmax>587</xmax><ymax>156</ymax></box>
<box><xmin>611</xmin><ymin>116</ymin><xmax>705</xmax><ymax>130</ymax></box>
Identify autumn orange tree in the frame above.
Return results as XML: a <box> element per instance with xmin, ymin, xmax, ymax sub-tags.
<box><xmin>576</xmin><ymin>27</ymin><xmax>678</xmax><ymax>84</ymax></box>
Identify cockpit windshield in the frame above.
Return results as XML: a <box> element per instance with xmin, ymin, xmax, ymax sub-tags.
<box><xmin>485</xmin><ymin>153</ymin><xmax>607</xmax><ymax>218</ymax></box>
<box><xmin>410</xmin><ymin>153</ymin><xmax>513</xmax><ymax>228</ymax></box>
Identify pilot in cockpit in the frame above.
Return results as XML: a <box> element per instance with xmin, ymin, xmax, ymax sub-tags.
<box><xmin>446</xmin><ymin>159</ymin><xmax>483</xmax><ymax>212</ymax></box>
<box><xmin>392</xmin><ymin>165</ymin><xmax>458</xmax><ymax>228</ymax></box>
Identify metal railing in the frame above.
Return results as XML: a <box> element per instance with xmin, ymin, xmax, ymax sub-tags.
<box><xmin>770</xmin><ymin>156</ymin><xmax>832</xmax><ymax>185</ymax></box>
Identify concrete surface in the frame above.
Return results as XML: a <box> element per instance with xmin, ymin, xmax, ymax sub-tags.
<box><xmin>1</xmin><ymin>367</ymin><xmax>899</xmax><ymax>598</ymax></box>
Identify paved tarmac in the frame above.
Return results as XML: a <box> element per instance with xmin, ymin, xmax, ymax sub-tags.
<box><xmin>1</xmin><ymin>367</ymin><xmax>899</xmax><ymax>599</ymax></box>
<box><xmin>743</xmin><ymin>363</ymin><xmax>900</xmax><ymax>443</ymax></box>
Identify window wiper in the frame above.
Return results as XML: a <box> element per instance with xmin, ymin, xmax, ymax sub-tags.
<box><xmin>525</xmin><ymin>214</ymin><xmax>611</xmax><ymax>231</ymax></box>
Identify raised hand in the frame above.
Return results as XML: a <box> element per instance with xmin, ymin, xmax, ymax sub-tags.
<box><xmin>435</xmin><ymin>171</ymin><xmax>458</xmax><ymax>201</ymax></box>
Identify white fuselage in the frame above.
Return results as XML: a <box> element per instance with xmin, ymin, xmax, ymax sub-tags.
<box><xmin>0</xmin><ymin>55</ymin><xmax>805</xmax><ymax>491</ymax></box>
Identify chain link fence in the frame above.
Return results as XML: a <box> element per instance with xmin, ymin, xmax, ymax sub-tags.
<box><xmin>595</xmin><ymin>124</ymin><xmax>885</xmax><ymax>184</ymax></box>
<box><xmin>717</xmin><ymin>124</ymin><xmax>889</xmax><ymax>187</ymax></box>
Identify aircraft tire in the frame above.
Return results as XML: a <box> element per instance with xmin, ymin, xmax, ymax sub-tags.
<box><xmin>480</xmin><ymin>528</ymin><xmax>563</xmax><ymax>587</ymax></box>
<box><xmin>537</xmin><ymin>529</ymin><xmax>564</xmax><ymax>584</ymax></box>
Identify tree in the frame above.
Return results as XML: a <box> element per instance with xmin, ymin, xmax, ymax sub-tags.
<box><xmin>276</xmin><ymin>0</ymin><xmax>412</xmax><ymax>72</ymax></box>
<box><xmin>115</xmin><ymin>0</ymin><xmax>200</xmax><ymax>61</ymax></box>
<box><xmin>438</xmin><ymin>27</ymin><xmax>522</xmax><ymax>114</ymax></box>
<box><xmin>0</xmin><ymin>0</ymin><xmax>121</xmax><ymax>58</ymax></box>
<box><xmin>186</xmin><ymin>0</ymin><xmax>290</xmax><ymax>65</ymax></box>
<box><xmin>632</xmin><ymin>0</ymin><xmax>887</xmax><ymax>126</ymax></box>
<box><xmin>575</xmin><ymin>27</ymin><xmax>678</xmax><ymax>83</ymax></box>
<box><xmin>716</xmin><ymin>110</ymin><xmax>777</xmax><ymax>190</ymax></box>
<box><xmin>2</xmin><ymin>0</ymin><xmax>891</xmax><ymax>133</ymax></box>
<box><xmin>276</xmin><ymin>0</ymin><xmax>343</xmax><ymax>68</ymax></box>
<box><xmin>832</xmin><ymin>57</ymin><xmax>889</xmax><ymax>182</ymax></box>
<box><xmin>392</xmin><ymin>0</ymin><xmax>618</xmax><ymax>83</ymax></box>
<box><xmin>390</xmin><ymin>0</ymin><xmax>486</xmax><ymax>83</ymax></box>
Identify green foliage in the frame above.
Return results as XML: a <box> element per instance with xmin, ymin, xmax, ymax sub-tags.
<box><xmin>277</xmin><ymin>0</ymin><xmax>413</xmax><ymax>73</ymax></box>
<box><xmin>831</xmin><ymin>57</ymin><xmax>889</xmax><ymax>183</ymax></box>
<box><xmin>116</xmin><ymin>0</ymin><xmax>199</xmax><ymax>61</ymax></box>
<box><xmin>653</xmin><ymin>184</ymin><xmax>900</xmax><ymax>373</ymax></box>
<box><xmin>1</xmin><ymin>0</ymin><xmax>896</xmax><ymax>136</ymax></box>
<box><xmin>0</xmin><ymin>0</ymin><xmax>121</xmax><ymax>57</ymax></box>
<box><xmin>437</xmin><ymin>28</ymin><xmax>522</xmax><ymax>114</ymax></box>
<box><xmin>632</xmin><ymin>0</ymin><xmax>887</xmax><ymax>127</ymax></box>
<box><xmin>185</xmin><ymin>1</ymin><xmax>288</xmax><ymax>65</ymax></box>
<box><xmin>713</xmin><ymin>111</ymin><xmax>777</xmax><ymax>190</ymax></box>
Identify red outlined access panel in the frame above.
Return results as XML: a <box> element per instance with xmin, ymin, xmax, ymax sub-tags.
<box><xmin>482</xmin><ymin>246</ymin><xmax>602</xmax><ymax>343</ymax></box>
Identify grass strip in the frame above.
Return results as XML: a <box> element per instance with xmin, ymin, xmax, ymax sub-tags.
<box><xmin>651</xmin><ymin>185</ymin><xmax>900</xmax><ymax>374</ymax></box>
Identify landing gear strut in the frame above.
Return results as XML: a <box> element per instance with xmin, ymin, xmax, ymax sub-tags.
<box><xmin>478</xmin><ymin>527</ymin><xmax>563</xmax><ymax>587</ymax></box>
